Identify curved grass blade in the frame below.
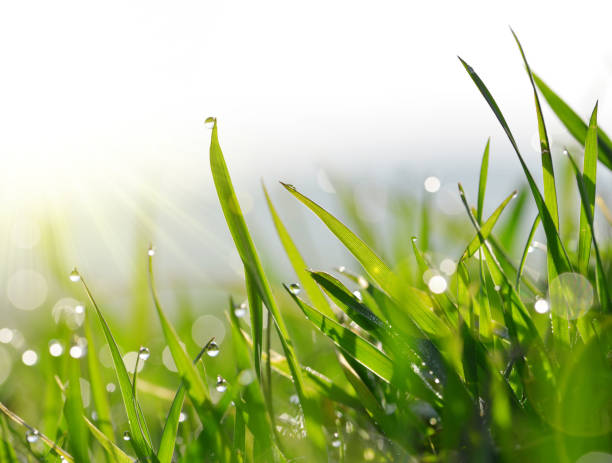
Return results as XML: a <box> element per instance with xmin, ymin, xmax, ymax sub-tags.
<box><xmin>477</xmin><ymin>138</ymin><xmax>491</xmax><ymax>224</ymax></box>
<box><xmin>577</xmin><ymin>103</ymin><xmax>599</xmax><ymax>275</ymax></box>
<box><xmin>78</xmin><ymin>273</ymin><xmax>156</xmax><ymax>462</ymax></box>
<box><xmin>285</xmin><ymin>285</ymin><xmax>394</xmax><ymax>384</ymax></box>
<box><xmin>516</xmin><ymin>215</ymin><xmax>541</xmax><ymax>291</ymax></box>
<box><xmin>84</xmin><ymin>417</ymin><xmax>134</xmax><ymax>463</ymax></box>
<box><xmin>458</xmin><ymin>57</ymin><xmax>572</xmax><ymax>278</ymax></box>
<box><xmin>263</xmin><ymin>182</ymin><xmax>334</xmax><ymax>318</ymax></box>
<box><xmin>209</xmin><ymin>119</ymin><xmax>326</xmax><ymax>456</ymax></box>
<box><xmin>281</xmin><ymin>182</ymin><xmax>446</xmax><ymax>336</ymax></box>
<box><xmin>533</xmin><ymin>73</ymin><xmax>612</xmax><ymax>170</ymax></box>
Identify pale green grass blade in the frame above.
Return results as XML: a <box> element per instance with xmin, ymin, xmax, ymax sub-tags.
<box><xmin>0</xmin><ymin>416</ymin><xmax>18</xmax><ymax>463</ymax></box>
<box><xmin>78</xmin><ymin>274</ymin><xmax>155</xmax><ymax>462</ymax></box>
<box><xmin>566</xmin><ymin>150</ymin><xmax>610</xmax><ymax>311</ymax></box>
<box><xmin>477</xmin><ymin>137</ymin><xmax>491</xmax><ymax>223</ymax></box>
<box><xmin>84</xmin><ymin>417</ymin><xmax>134</xmax><ymax>463</ymax></box>
<box><xmin>285</xmin><ymin>286</ymin><xmax>395</xmax><ymax>384</ymax></box>
<box><xmin>263</xmin><ymin>182</ymin><xmax>334</xmax><ymax>318</ymax></box>
<box><xmin>84</xmin><ymin>311</ymin><xmax>114</xmax><ymax>442</ymax></box>
<box><xmin>577</xmin><ymin>103</ymin><xmax>599</xmax><ymax>275</ymax></box>
<box><xmin>533</xmin><ymin>73</ymin><xmax>612</xmax><ymax>170</ymax></box>
<box><xmin>209</xmin><ymin>120</ymin><xmax>326</xmax><ymax>457</ymax></box>
<box><xmin>458</xmin><ymin>57</ymin><xmax>572</xmax><ymax>277</ymax></box>
<box><xmin>64</xmin><ymin>356</ymin><xmax>89</xmax><ymax>462</ymax></box>
<box><xmin>465</xmin><ymin>190</ymin><xmax>517</xmax><ymax>257</ymax></box>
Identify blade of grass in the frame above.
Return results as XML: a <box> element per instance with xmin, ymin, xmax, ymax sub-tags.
<box><xmin>577</xmin><ymin>103</ymin><xmax>599</xmax><ymax>275</ymax></box>
<box><xmin>516</xmin><ymin>215</ymin><xmax>541</xmax><ymax>291</ymax></box>
<box><xmin>477</xmin><ymin>137</ymin><xmax>491</xmax><ymax>224</ymax></box>
<box><xmin>209</xmin><ymin>119</ymin><xmax>327</xmax><ymax>456</ymax></box>
<box><xmin>533</xmin><ymin>73</ymin><xmax>612</xmax><ymax>170</ymax></box>
<box><xmin>77</xmin><ymin>272</ymin><xmax>156</xmax><ymax>462</ymax></box>
<box><xmin>263</xmin><ymin>182</ymin><xmax>334</xmax><ymax>318</ymax></box>
<box><xmin>84</xmin><ymin>417</ymin><xmax>134</xmax><ymax>463</ymax></box>
<box><xmin>64</xmin><ymin>356</ymin><xmax>89</xmax><ymax>462</ymax></box>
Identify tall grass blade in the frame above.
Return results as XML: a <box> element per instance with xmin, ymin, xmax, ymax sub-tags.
<box><xmin>64</xmin><ymin>356</ymin><xmax>89</xmax><ymax>462</ymax></box>
<box><xmin>208</xmin><ymin>120</ymin><xmax>326</xmax><ymax>456</ymax></box>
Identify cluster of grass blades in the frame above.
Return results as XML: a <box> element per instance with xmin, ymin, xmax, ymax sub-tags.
<box><xmin>0</xmin><ymin>30</ymin><xmax>610</xmax><ymax>462</ymax></box>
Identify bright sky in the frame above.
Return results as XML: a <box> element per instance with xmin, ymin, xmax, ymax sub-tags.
<box><xmin>0</xmin><ymin>0</ymin><xmax>611</xmax><ymax>288</ymax></box>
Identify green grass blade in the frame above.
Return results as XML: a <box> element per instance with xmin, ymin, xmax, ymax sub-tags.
<box><xmin>263</xmin><ymin>182</ymin><xmax>334</xmax><ymax>318</ymax></box>
<box><xmin>465</xmin><ymin>190</ymin><xmax>517</xmax><ymax>257</ymax></box>
<box><xmin>0</xmin><ymin>416</ymin><xmax>18</xmax><ymax>463</ymax></box>
<box><xmin>516</xmin><ymin>215</ymin><xmax>541</xmax><ymax>290</ymax></box>
<box><xmin>84</xmin><ymin>417</ymin><xmax>134</xmax><ymax>463</ymax></box>
<box><xmin>477</xmin><ymin>138</ymin><xmax>491</xmax><ymax>223</ymax></box>
<box><xmin>78</xmin><ymin>274</ymin><xmax>156</xmax><ymax>462</ymax></box>
<box><xmin>285</xmin><ymin>286</ymin><xmax>395</xmax><ymax>384</ymax></box>
<box><xmin>577</xmin><ymin>103</ymin><xmax>599</xmax><ymax>274</ymax></box>
<box><xmin>458</xmin><ymin>56</ymin><xmax>572</xmax><ymax>278</ymax></box>
<box><xmin>533</xmin><ymin>73</ymin><xmax>612</xmax><ymax>170</ymax></box>
<box><xmin>209</xmin><ymin>120</ymin><xmax>326</xmax><ymax>457</ymax></box>
<box><xmin>244</xmin><ymin>268</ymin><xmax>264</xmax><ymax>380</ymax></box>
<box><xmin>64</xmin><ymin>356</ymin><xmax>89</xmax><ymax>462</ymax></box>
<box><xmin>84</xmin><ymin>311</ymin><xmax>114</xmax><ymax>442</ymax></box>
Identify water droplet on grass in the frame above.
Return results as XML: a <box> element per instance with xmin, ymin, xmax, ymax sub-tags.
<box><xmin>215</xmin><ymin>375</ymin><xmax>228</xmax><ymax>392</ymax></box>
<box><xmin>206</xmin><ymin>342</ymin><xmax>220</xmax><ymax>357</ymax></box>
<box><xmin>147</xmin><ymin>245</ymin><xmax>155</xmax><ymax>256</ymax></box>
<box><xmin>353</xmin><ymin>290</ymin><xmax>363</xmax><ymax>302</ymax></box>
<box><xmin>179</xmin><ymin>412</ymin><xmax>188</xmax><ymax>423</ymax></box>
<box><xmin>534</xmin><ymin>298</ymin><xmax>550</xmax><ymax>314</ymax></box>
<box><xmin>234</xmin><ymin>302</ymin><xmax>247</xmax><ymax>318</ymax></box>
<box><xmin>25</xmin><ymin>429</ymin><xmax>39</xmax><ymax>443</ymax></box>
<box><xmin>288</xmin><ymin>283</ymin><xmax>301</xmax><ymax>295</ymax></box>
<box><xmin>138</xmin><ymin>346</ymin><xmax>150</xmax><ymax>360</ymax></box>
<box><xmin>123</xmin><ymin>431</ymin><xmax>131</xmax><ymax>441</ymax></box>
<box><xmin>331</xmin><ymin>432</ymin><xmax>341</xmax><ymax>448</ymax></box>
<box><xmin>69</xmin><ymin>268</ymin><xmax>80</xmax><ymax>282</ymax></box>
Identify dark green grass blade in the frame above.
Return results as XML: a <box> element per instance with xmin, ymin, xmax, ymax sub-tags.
<box><xmin>458</xmin><ymin>57</ymin><xmax>572</xmax><ymax>278</ymax></box>
<box><xmin>533</xmin><ymin>73</ymin><xmax>612</xmax><ymax>170</ymax></box>
<box><xmin>79</xmin><ymin>275</ymin><xmax>156</xmax><ymax>462</ymax></box>
<box><xmin>209</xmin><ymin>120</ymin><xmax>326</xmax><ymax>456</ymax></box>
<box><xmin>286</xmin><ymin>286</ymin><xmax>394</xmax><ymax>382</ymax></box>
<box><xmin>577</xmin><ymin>103</ymin><xmax>599</xmax><ymax>275</ymax></box>
<box><xmin>566</xmin><ymin>150</ymin><xmax>610</xmax><ymax>311</ymax></box>
<box><xmin>465</xmin><ymin>190</ymin><xmax>518</xmax><ymax>257</ymax></box>
<box><xmin>230</xmin><ymin>402</ymin><xmax>245</xmax><ymax>463</ymax></box>
<box><xmin>263</xmin><ymin>183</ymin><xmax>334</xmax><ymax>318</ymax></box>
<box><xmin>244</xmin><ymin>268</ymin><xmax>264</xmax><ymax>380</ymax></box>
<box><xmin>64</xmin><ymin>356</ymin><xmax>89</xmax><ymax>462</ymax></box>
<box><xmin>84</xmin><ymin>311</ymin><xmax>114</xmax><ymax>442</ymax></box>
<box><xmin>84</xmin><ymin>417</ymin><xmax>134</xmax><ymax>463</ymax></box>
<box><xmin>477</xmin><ymin>137</ymin><xmax>491</xmax><ymax>223</ymax></box>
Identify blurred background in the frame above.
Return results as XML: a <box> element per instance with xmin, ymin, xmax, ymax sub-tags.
<box><xmin>0</xmin><ymin>0</ymin><xmax>611</xmax><ymax>413</ymax></box>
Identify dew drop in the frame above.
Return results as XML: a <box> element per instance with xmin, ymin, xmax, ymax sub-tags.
<box><xmin>434</xmin><ymin>378</ymin><xmax>440</xmax><ymax>384</ymax></box>
<box><xmin>353</xmin><ymin>290</ymin><xmax>363</xmax><ymax>302</ymax></box>
<box><xmin>123</xmin><ymin>431</ymin><xmax>131</xmax><ymax>441</ymax></box>
<box><xmin>25</xmin><ymin>429</ymin><xmax>39</xmax><ymax>443</ymax></box>
<box><xmin>563</xmin><ymin>149</ymin><xmax>569</xmax><ymax>156</ymax></box>
<box><xmin>337</xmin><ymin>266</ymin><xmax>346</xmax><ymax>273</ymax></box>
<box><xmin>204</xmin><ymin>117</ymin><xmax>216</xmax><ymax>129</ymax></box>
<box><xmin>429</xmin><ymin>417</ymin><xmax>438</xmax><ymax>426</ymax></box>
<box><xmin>69</xmin><ymin>268</ymin><xmax>80</xmax><ymax>283</ymax></box>
<box><xmin>288</xmin><ymin>283</ymin><xmax>301</xmax><ymax>295</ymax></box>
<box><xmin>147</xmin><ymin>245</ymin><xmax>155</xmax><ymax>257</ymax></box>
<box><xmin>215</xmin><ymin>375</ymin><xmax>228</xmax><ymax>392</ymax></box>
<box><xmin>534</xmin><ymin>298</ymin><xmax>550</xmax><ymax>314</ymax></box>
<box><xmin>179</xmin><ymin>412</ymin><xmax>188</xmax><ymax>423</ymax></box>
<box><xmin>234</xmin><ymin>302</ymin><xmax>247</xmax><ymax>318</ymax></box>
<box><xmin>206</xmin><ymin>341</ymin><xmax>220</xmax><ymax>357</ymax></box>
<box><xmin>138</xmin><ymin>346</ymin><xmax>150</xmax><ymax>360</ymax></box>
<box><xmin>282</xmin><ymin>183</ymin><xmax>296</xmax><ymax>191</ymax></box>
<box><xmin>331</xmin><ymin>432</ymin><xmax>342</xmax><ymax>448</ymax></box>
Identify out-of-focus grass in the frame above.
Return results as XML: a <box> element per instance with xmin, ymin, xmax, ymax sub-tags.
<box><xmin>0</xmin><ymin>32</ymin><xmax>611</xmax><ymax>462</ymax></box>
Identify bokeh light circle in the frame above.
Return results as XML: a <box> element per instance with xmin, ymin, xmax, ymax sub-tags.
<box><xmin>548</xmin><ymin>272</ymin><xmax>594</xmax><ymax>320</ymax></box>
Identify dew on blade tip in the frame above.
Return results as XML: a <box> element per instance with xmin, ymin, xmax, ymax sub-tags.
<box><xmin>288</xmin><ymin>283</ymin><xmax>301</xmax><ymax>295</ymax></box>
<box><xmin>138</xmin><ymin>346</ymin><xmax>150</xmax><ymax>360</ymax></box>
<box><xmin>206</xmin><ymin>341</ymin><xmax>220</xmax><ymax>357</ymax></box>
<box><xmin>69</xmin><ymin>268</ymin><xmax>80</xmax><ymax>282</ymax></box>
<box><xmin>25</xmin><ymin>429</ymin><xmax>39</xmax><ymax>443</ymax></box>
<box><xmin>215</xmin><ymin>375</ymin><xmax>228</xmax><ymax>392</ymax></box>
